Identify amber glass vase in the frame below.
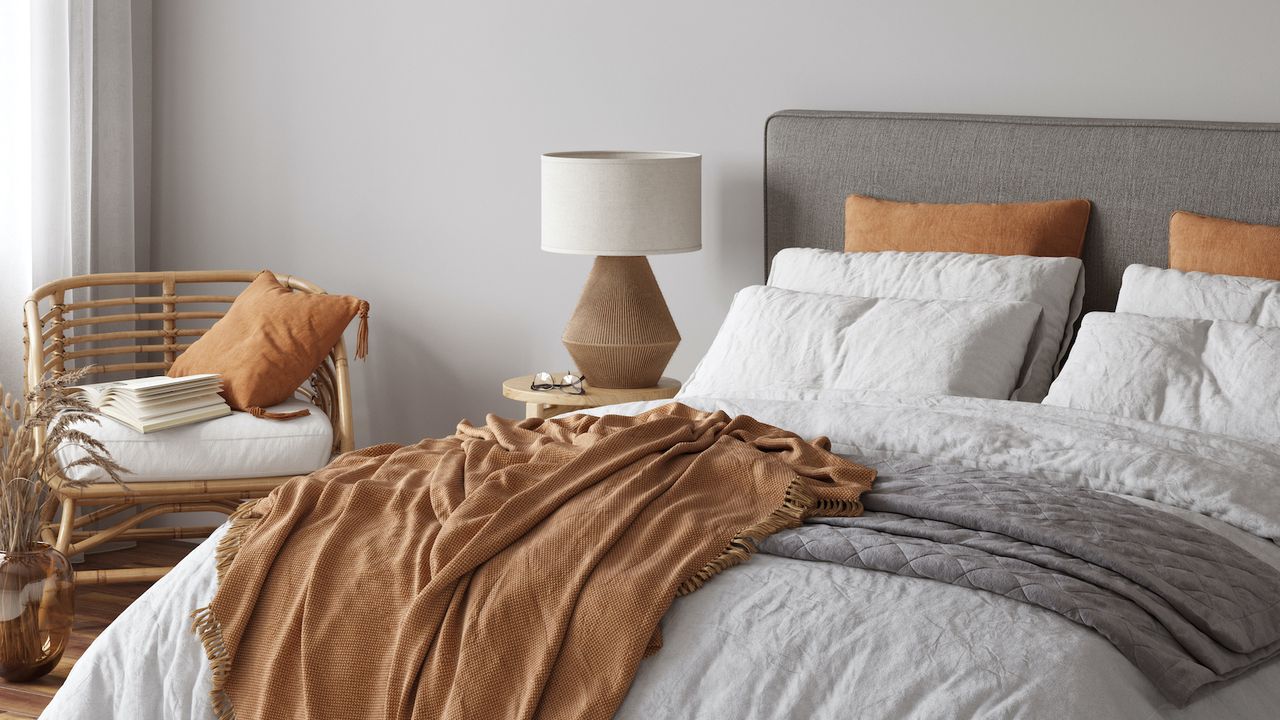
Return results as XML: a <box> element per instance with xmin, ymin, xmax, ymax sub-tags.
<box><xmin>0</xmin><ymin>544</ymin><xmax>73</xmax><ymax>682</ymax></box>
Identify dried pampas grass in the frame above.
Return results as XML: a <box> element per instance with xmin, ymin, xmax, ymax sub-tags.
<box><xmin>0</xmin><ymin>366</ymin><xmax>126</xmax><ymax>554</ymax></box>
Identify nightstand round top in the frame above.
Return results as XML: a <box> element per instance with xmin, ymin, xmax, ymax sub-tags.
<box><xmin>502</xmin><ymin>375</ymin><xmax>681</xmax><ymax>408</ymax></box>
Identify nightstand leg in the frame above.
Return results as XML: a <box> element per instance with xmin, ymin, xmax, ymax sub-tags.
<box><xmin>526</xmin><ymin>402</ymin><xmax>576</xmax><ymax>420</ymax></box>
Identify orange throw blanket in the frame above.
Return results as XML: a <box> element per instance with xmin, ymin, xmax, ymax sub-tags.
<box><xmin>192</xmin><ymin>403</ymin><xmax>874</xmax><ymax>720</ymax></box>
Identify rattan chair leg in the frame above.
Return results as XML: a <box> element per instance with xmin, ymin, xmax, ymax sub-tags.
<box><xmin>75</xmin><ymin>567</ymin><xmax>171</xmax><ymax>585</ymax></box>
<box><xmin>70</xmin><ymin>502</ymin><xmax>234</xmax><ymax>556</ymax></box>
<box><xmin>55</xmin><ymin>497</ymin><xmax>75</xmax><ymax>556</ymax></box>
<box><xmin>39</xmin><ymin>499</ymin><xmax>59</xmax><ymax>546</ymax></box>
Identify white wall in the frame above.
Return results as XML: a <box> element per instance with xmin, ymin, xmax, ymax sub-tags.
<box><xmin>150</xmin><ymin>0</ymin><xmax>1280</xmax><ymax>445</ymax></box>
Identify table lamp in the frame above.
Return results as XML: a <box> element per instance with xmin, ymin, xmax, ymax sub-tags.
<box><xmin>541</xmin><ymin>150</ymin><xmax>701</xmax><ymax>389</ymax></box>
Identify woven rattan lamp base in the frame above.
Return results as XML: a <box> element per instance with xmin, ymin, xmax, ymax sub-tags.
<box><xmin>562</xmin><ymin>256</ymin><xmax>680</xmax><ymax>389</ymax></box>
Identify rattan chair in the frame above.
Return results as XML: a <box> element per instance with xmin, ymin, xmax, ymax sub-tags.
<box><xmin>22</xmin><ymin>271</ymin><xmax>355</xmax><ymax>585</ymax></box>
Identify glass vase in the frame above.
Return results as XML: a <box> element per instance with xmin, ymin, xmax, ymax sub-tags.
<box><xmin>0</xmin><ymin>543</ymin><xmax>74</xmax><ymax>682</ymax></box>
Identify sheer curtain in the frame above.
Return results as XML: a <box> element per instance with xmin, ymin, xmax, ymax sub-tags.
<box><xmin>0</xmin><ymin>0</ymin><xmax>151</xmax><ymax>395</ymax></box>
<box><xmin>31</xmin><ymin>0</ymin><xmax>151</xmax><ymax>288</ymax></box>
<box><xmin>17</xmin><ymin>1</ymin><xmax>154</xmax><ymax>547</ymax></box>
<box><xmin>0</xmin><ymin>1</ymin><xmax>33</xmax><ymax>397</ymax></box>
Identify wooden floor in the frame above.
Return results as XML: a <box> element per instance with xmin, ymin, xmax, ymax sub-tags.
<box><xmin>0</xmin><ymin>541</ymin><xmax>197</xmax><ymax>720</ymax></box>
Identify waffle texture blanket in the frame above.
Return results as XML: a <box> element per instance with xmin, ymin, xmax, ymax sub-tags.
<box><xmin>191</xmin><ymin>403</ymin><xmax>874</xmax><ymax>720</ymax></box>
<box><xmin>760</xmin><ymin>459</ymin><xmax>1280</xmax><ymax>706</ymax></box>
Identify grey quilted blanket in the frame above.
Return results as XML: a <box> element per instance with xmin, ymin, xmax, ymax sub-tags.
<box><xmin>759</xmin><ymin>461</ymin><xmax>1280</xmax><ymax>706</ymax></box>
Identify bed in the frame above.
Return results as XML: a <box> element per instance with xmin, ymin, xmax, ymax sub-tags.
<box><xmin>42</xmin><ymin>111</ymin><xmax>1280</xmax><ymax>719</ymax></box>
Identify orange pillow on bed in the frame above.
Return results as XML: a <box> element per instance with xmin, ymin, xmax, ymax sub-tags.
<box><xmin>844</xmin><ymin>195</ymin><xmax>1092</xmax><ymax>258</ymax></box>
<box><xmin>169</xmin><ymin>271</ymin><xmax>368</xmax><ymax>417</ymax></box>
<box><xmin>1169</xmin><ymin>211</ymin><xmax>1280</xmax><ymax>281</ymax></box>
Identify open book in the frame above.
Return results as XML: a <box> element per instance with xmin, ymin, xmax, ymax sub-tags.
<box><xmin>71</xmin><ymin>374</ymin><xmax>232</xmax><ymax>433</ymax></box>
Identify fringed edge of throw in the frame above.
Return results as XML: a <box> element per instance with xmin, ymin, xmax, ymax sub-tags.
<box><xmin>675</xmin><ymin>476</ymin><xmax>863</xmax><ymax>597</ymax></box>
<box><xmin>191</xmin><ymin>606</ymin><xmax>237</xmax><ymax>720</ymax></box>
<box><xmin>189</xmin><ymin>499</ymin><xmax>265</xmax><ymax>720</ymax></box>
<box><xmin>214</xmin><ymin>499</ymin><xmax>264</xmax><ymax>583</ymax></box>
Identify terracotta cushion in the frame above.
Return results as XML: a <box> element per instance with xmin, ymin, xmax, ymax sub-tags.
<box><xmin>1169</xmin><ymin>211</ymin><xmax>1280</xmax><ymax>281</ymax></box>
<box><xmin>844</xmin><ymin>195</ymin><xmax>1092</xmax><ymax>258</ymax></box>
<box><xmin>169</xmin><ymin>271</ymin><xmax>367</xmax><ymax>413</ymax></box>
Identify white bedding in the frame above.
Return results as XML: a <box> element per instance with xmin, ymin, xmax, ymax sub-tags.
<box><xmin>767</xmin><ymin>249</ymin><xmax>1084</xmax><ymax>402</ymax></box>
<box><xmin>1116</xmin><ymin>263</ymin><xmax>1280</xmax><ymax>326</ymax></box>
<box><xmin>1043</xmin><ymin>312</ymin><xmax>1280</xmax><ymax>445</ymax></box>
<box><xmin>43</xmin><ymin>393</ymin><xmax>1280</xmax><ymax>719</ymax></box>
<box><xmin>682</xmin><ymin>286</ymin><xmax>1040</xmax><ymax>401</ymax></box>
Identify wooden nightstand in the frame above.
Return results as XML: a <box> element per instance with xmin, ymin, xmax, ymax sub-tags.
<box><xmin>502</xmin><ymin>375</ymin><xmax>681</xmax><ymax>419</ymax></box>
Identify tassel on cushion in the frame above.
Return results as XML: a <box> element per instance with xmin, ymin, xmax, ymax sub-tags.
<box><xmin>356</xmin><ymin>300</ymin><xmax>370</xmax><ymax>360</ymax></box>
<box><xmin>248</xmin><ymin>406</ymin><xmax>311</xmax><ymax>420</ymax></box>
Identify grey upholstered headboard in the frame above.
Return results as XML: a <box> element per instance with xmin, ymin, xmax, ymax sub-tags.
<box><xmin>765</xmin><ymin>110</ymin><xmax>1280</xmax><ymax>313</ymax></box>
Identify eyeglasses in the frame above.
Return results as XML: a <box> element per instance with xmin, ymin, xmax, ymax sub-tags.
<box><xmin>531</xmin><ymin>371</ymin><xmax>587</xmax><ymax>395</ymax></box>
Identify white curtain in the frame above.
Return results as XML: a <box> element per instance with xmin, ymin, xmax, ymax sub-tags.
<box><xmin>31</xmin><ymin>0</ymin><xmax>151</xmax><ymax>287</ymax></box>
<box><xmin>0</xmin><ymin>1</ymin><xmax>34</xmax><ymax>397</ymax></box>
<box><xmin>0</xmin><ymin>0</ymin><xmax>151</xmax><ymax>396</ymax></box>
<box><xmin>20</xmin><ymin>1</ymin><xmax>153</xmax><ymax>546</ymax></box>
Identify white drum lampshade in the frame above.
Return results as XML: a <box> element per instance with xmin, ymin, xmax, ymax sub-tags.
<box><xmin>541</xmin><ymin>151</ymin><xmax>701</xmax><ymax>255</ymax></box>
<box><xmin>541</xmin><ymin>151</ymin><xmax>702</xmax><ymax>388</ymax></box>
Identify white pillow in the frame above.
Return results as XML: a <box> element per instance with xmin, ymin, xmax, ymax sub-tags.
<box><xmin>767</xmin><ymin>248</ymin><xmax>1083</xmax><ymax>402</ymax></box>
<box><xmin>681</xmin><ymin>285</ymin><xmax>1041</xmax><ymax>401</ymax></box>
<box><xmin>1116</xmin><ymin>264</ymin><xmax>1280</xmax><ymax>326</ymax></box>
<box><xmin>1043</xmin><ymin>312</ymin><xmax>1280</xmax><ymax>445</ymax></box>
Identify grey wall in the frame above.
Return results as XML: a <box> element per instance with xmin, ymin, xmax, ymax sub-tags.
<box><xmin>151</xmin><ymin>0</ymin><xmax>1280</xmax><ymax>445</ymax></box>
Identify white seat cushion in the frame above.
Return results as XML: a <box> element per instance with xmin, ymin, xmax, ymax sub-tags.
<box><xmin>56</xmin><ymin>399</ymin><xmax>334</xmax><ymax>483</ymax></box>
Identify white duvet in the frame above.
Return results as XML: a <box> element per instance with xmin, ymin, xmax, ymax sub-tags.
<box><xmin>42</xmin><ymin>392</ymin><xmax>1280</xmax><ymax>720</ymax></box>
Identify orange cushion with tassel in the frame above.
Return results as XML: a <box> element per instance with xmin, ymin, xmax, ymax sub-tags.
<box><xmin>169</xmin><ymin>271</ymin><xmax>368</xmax><ymax>418</ymax></box>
